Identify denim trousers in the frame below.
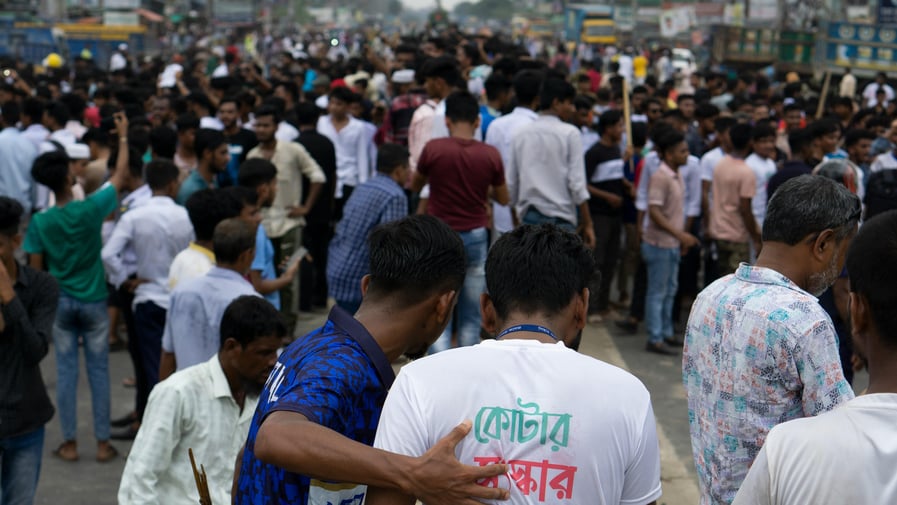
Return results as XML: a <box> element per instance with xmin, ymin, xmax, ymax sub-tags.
<box><xmin>0</xmin><ymin>427</ymin><xmax>44</xmax><ymax>505</ymax></box>
<box><xmin>642</xmin><ymin>242</ymin><xmax>680</xmax><ymax>344</ymax></box>
<box><xmin>521</xmin><ymin>208</ymin><xmax>577</xmax><ymax>232</ymax></box>
<box><xmin>429</xmin><ymin>227</ymin><xmax>488</xmax><ymax>353</ymax></box>
<box><xmin>54</xmin><ymin>293</ymin><xmax>111</xmax><ymax>442</ymax></box>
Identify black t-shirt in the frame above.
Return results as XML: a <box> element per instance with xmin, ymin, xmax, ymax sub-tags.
<box><xmin>585</xmin><ymin>142</ymin><xmax>625</xmax><ymax>216</ymax></box>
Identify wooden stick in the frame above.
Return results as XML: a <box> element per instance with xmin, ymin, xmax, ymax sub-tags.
<box><xmin>188</xmin><ymin>448</ymin><xmax>213</xmax><ymax>505</ymax></box>
<box><xmin>816</xmin><ymin>71</ymin><xmax>832</xmax><ymax>119</ymax></box>
<box><xmin>622</xmin><ymin>77</ymin><xmax>633</xmax><ymax>147</ymax></box>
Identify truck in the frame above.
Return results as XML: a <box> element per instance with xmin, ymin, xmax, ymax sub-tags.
<box><xmin>0</xmin><ymin>19</ymin><xmax>68</xmax><ymax>65</ymax></box>
<box><xmin>564</xmin><ymin>4</ymin><xmax>616</xmax><ymax>46</ymax></box>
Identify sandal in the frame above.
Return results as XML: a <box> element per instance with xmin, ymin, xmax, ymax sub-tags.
<box><xmin>53</xmin><ymin>441</ymin><xmax>79</xmax><ymax>462</ymax></box>
<box><xmin>96</xmin><ymin>442</ymin><xmax>119</xmax><ymax>463</ymax></box>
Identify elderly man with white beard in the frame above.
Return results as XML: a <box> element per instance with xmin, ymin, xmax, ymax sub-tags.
<box><xmin>682</xmin><ymin>174</ymin><xmax>861</xmax><ymax>505</ymax></box>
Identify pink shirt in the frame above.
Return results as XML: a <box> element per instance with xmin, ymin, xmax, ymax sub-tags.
<box><xmin>642</xmin><ymin>162</ymin><xmax>685</xmax><ymax>249</ymax></box>
<box><xmin>709</xmin><ymin>155</ymin><xmax>757</xmax><ymax>243</ymax></box>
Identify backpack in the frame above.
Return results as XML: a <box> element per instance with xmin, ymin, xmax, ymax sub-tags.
<box><xmin>865</xmin><ymin>169</ymin><xmax>897</xmax><ymax>219</ymax></box>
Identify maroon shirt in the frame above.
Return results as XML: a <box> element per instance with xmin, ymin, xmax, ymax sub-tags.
<box><xmin>418</xmin><ymin>137</ymin><xmax>505</xmax><ymax>232</ymax></box>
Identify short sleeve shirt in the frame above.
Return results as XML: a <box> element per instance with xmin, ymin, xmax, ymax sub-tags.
<box><xmin>235</xmin><ymin>307</ymin><xmax>396</xmax><ymax>505</ymax></box>
<box><xmin>418</xmin><ymin>137</ymin><xmax>505</xmax><ymax>232</ymax></box>
<box><xmin>24</xmin><ymin>184</ymin><xmax>118</xmax><ymax>302</ymax></box>
<box><xmin>250</xmin><ymin>224</ymin><xmax>280</xmax><ymax>309</ymax></box>
<box><xmin>642</xmin><ymin>163</ymin><xmax>685</xmax><ymax>249</ymax></box>
<box><xmin>584</xmin><ymin>142</ymin><xmax>625</xmax><ymax>216</ymax></box>
<box><xmin>708</xmin><ymin>156</ymin><xmax>756</xmax><ymax>243</ymax></box>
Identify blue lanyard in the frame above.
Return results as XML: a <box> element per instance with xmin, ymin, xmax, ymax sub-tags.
<box><xmin>495</xmin><ymin>324</ymin><xmax>559</xmax><ymax>341</ymax></box>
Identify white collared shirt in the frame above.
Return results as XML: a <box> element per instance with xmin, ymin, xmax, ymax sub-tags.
<box><xmin>485</xmin><ymin>107</ymin><xmax>539</xmax><ymax>232</ymax></box>
<box><xmin>118</xmin><ymin>355</ymin><xmax>258</xmax><ymax>505</ymax></box>
<box><xmin>317</xmin><ymin>115</ymin><xmax>372</xmax><ymax>199</ymax></box>
<box><xmin>101</xmin><ymin>195</ymin><xmax>194</xmax><ymax>309</ymax></box>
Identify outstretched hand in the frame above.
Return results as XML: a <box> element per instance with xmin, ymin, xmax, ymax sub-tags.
<box><xmin>407</xmin><ymin>421</ymin><xmax>509</xmax><ymax>505</ymax></box>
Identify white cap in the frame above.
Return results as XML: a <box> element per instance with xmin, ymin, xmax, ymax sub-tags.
<box><xmin>65</xmin><ymin>143</ymin><xmax>90</xmax><ymax>160</ymax></box>
<box><xmin>315</xmin><ymin>94</ymin><xmax>329</xmax><ymax>110</ymax></box>
<box><xmin>391</xmin><ymin>69</ymin><xmax>415</xmax><ymax>84</ymax></box>
<box><xmin>118</xmin><ymin>43</ymin><xmax>128</xmax><ymax>52</ymax></box>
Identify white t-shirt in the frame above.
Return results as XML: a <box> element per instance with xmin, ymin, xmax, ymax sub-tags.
<box><xmin>373</xmin><ymin>339</ymin><xmax>662</xmax><ymax>505</ymax></box>
<box><xmin>167</xmin><ymin>243</ymin><xmax>214</xmax><ymax>291</ymax></box>
<box><xmin>733</xmin><ymin>394</ymin><xmax>897</xmax><ymax>505</ymax></box>
<box><xmin>700</xmin><ymin>146</ymin><xmax>725</xmax><ymax>182</ymax></box>
<box><xmin>745</xmin><ymin>153</ymin><xmax>777</xmax><ymax>226</ymax></box>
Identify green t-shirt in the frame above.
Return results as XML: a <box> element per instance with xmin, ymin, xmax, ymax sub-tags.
<box><xmin>176</xmin><ymin>170</ymin><xmax>212</xmax><ymax>206</ymax></box>
<box><xmin>24</xmin><ymin>184</ymin><xmax>118</xmax><ymax>302</ymax></box>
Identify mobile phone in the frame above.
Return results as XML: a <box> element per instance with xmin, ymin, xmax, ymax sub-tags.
<box><xmin>285</xmin><ymin>246</ymin><xmax>309</xmax><ymax>270</ymax></box>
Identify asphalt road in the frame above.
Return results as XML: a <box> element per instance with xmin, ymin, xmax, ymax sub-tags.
<box><xmin>33</xmin><ymin>308</ymin><xmax>867</xmax><ymax>505</ymax></box>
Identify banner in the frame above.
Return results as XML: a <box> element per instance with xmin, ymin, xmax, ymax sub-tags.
<box><xmin>879</xmin><ymin>0</ymin><xmax>897</xmax><ymax>25</ymax></box>
<box><xmin>659</xmin><ymin>7</ymin><xmax>694</xmax><ymax>38</ymax></box>
<box><xmin>827</xmin><ymin>23</ymin><xmax>897</xmax><ymax>72</ymax></box>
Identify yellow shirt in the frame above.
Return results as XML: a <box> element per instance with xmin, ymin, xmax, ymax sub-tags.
<box><xmin>633</xmin><ymin>56</ymin><xmax>648</xmax><ymax>78</ymax></box>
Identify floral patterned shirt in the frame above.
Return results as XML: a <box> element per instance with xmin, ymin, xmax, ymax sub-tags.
<box><xmin>683</xmin><ymin>264</ymin><xmax>854</xmax><ymax>505</ymax></box>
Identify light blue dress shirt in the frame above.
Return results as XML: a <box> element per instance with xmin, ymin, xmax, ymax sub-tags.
<box><xmin>0</xmin><ymin>127</ymin><xmax>38</xmax><ymax>214</ymax></box>
<box><xmin>161</xmin><ymin>266</ymin><xmax>260</xmax><ymax>371</ymax></box>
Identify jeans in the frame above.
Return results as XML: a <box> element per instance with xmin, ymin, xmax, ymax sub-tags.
<box><xmin>521</xmin><ymin>208</ymin><xmax>576</xmax><ymax>232</ymax></box>
<box><xmin>429</xmin><ymin>227</ymin><xmax>488</xmax><ymax>353</ymax></box>
<box><xmin>54</xmin><ymin>293</ymin><xmax>111</xmax><ymax>442</ymax></box>
<box><xmin>134</xmin><ymin>301</ymin><xmax>166</xmax><ymax>397</ymax></box>
<box><xmin>0</xmin><ymin>427</ymin><xmax>44</xmax><ymax>505</ymax></box>
<box><xmin>642</xmin><ymin>243</ymin><xmax>679</xmax><ymax>345</ymax></box>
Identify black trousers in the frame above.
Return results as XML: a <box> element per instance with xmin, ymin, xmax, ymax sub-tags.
<box><xmin>133</xmin><ymin>301</ymin><xmax>166</xmax><ymax>405</ymax></box>
<box><xmin>589</xmin><ymin>213</ymin><xmax>622</xmax><ymax>313</ymax></box>
<box><xmin>300</xmin><ymin>221</ymin><xmax>332</xmax><ymax>310</ymax></box>
<box><xmin>114</xmin><ymin>284</ymin><xmax>147</xmax><ymax>417</ymax></box>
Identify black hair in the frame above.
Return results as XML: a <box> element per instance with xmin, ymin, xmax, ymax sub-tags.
<box><xmin>187</xmin><ymin>92</ymin><xmax>214</xmax><ymax>113</ymax></box>
<box><xmin>729</xmin><ymin>123</ymin><xmax>753</xmax><ymax>151</ymax></box>
<box><xmin>194</xmin><ymin>128</ymin><xmax>226</xmax><ymax>158</ymax></box>
<box><xmin>868</xmin><ymin>115</ymin><xmax>892</xmax><ymax>130</ymax></box>
<box><xmin>420</xmin><ymin>56</ymin><xmax>461</xmax><ymax>86</ymax></box>
<box><xmin>763</xmin><ymin>175</ymin><xmax>861</xmax><ymax>245</ymax></box>
<box><xmin>149</xmin><ymin>126</ymin><xmax>177</xmax><ymax>159</ymax></box>
<box><xmin>185</xmin><ymin>188</ymin><xmax>242</xmax><ymax>241</ymax></box>
<box><xmin>783</xmin><ymin>103</ymin><xmax>803</xmax><ymax>115</ymax></box>
<box><xmin>220</xmin><ymin>295</ymin><xmax>287</xmax><ymax>348</ymax></box>
<box><xmin>751</xmin><ymin>123</ymin><xmax>777</xmax><ymax>141</ymax></box>
<box><xmin>294</xmin><ymin>101</ymin><xmax>320</xmax><ymax>126</ymax></box>
<box><xmin>445</xmin><ymin>90</ymin><xmax>479</xmax><ymax>124</ymax></box>
<box><xmin>834</xmin><ymin>96</ymin><xmax>854</xmax><ymax>109</ymax></box>
<box><xmin>788</xmin><ymin>129</ymin><xmax>811</xmax><ymax>154</ymax></box>
<box><xmin>846</xmin><ymin>210</ymin><xmax>897</xmax><ymax>348</ymax></box>
<box><xmin>539</xmin><ymin>78</ymin><xmax>575</xmax><ymax>110</ymax></box>
<box><xmin>844</xmin><ymin>128</ymin><xmax>876</xmax><ymax>148</ymax></box>
<box><xmin>677</xmin><ymin>94</ymin><xmax>696</xmax><ymax>105</ymax></box>
<box><xmin>714</xmin><ymin>116</ymin><xmax>738</xmax><ymax>135</ymax></box>
<box><xmin>631</xmin><ymin>85</ymin><xmax>648</xmax><ymax>96</ymax></box>
<box><xmin>1</xmin><ymin>101</ymin><xmax>20</xmax><ymax>126</ymax></box>
<box><xmin>222</xmin><ymin>185</ymin><xmax>259</xmax><ymax>208</ymax></box>
<box><xmin>484</xmin><ymin>73</ymin><xmax>512</xmax><ymax>101</ymax></box>
<box><xmin>376</xmin><ymin>143</ymin><xmax>410</xmax><ymax>175</ymax></box>
<box><xmin>695</xmin><ymin>103</ymin><xmax>720</xmax><ymax>120</ymax></box>
<box><xmin>238</xmin><ymin>158</ymin><xmax>277</xmax><ymax>188</ymax></box>
<box><xmin>662</xmin><ymin>108</ymin><xmax>687</xmax><ymax>123</ymax></box>
<box><xmin>597</xmin><ymin>109</ymin><xmax>623</xmax><ymax>135</ymax></box>
<box><xmin>106</xmin><ymin>146</ymin><xmax>144</xmax><ymax>179</ymax></box>
<box><xmin>459</xmin><ymin>43</ymin><xmax>482</xmax><ymax>66</ymax></box>
<box><xmin>512</xmin><ymin>69</ymin><xmax>544</xmax><ymax>107</ymax></box>
<box><xmin>145</xmin><ymin>159</ymin><xmax>180</xmax><ymax>191</ymax></box>
<box><xmin>218</xmin><ymin>95</ymin><xmax>240</xmax><ymax>109</ymax></box>
<box><xmin>809</xmin><ymin>118</ymin><xmax>840</xmax><ymax>139</ymax></box>
<box><xmin>655</xmin><ymin>130</ymin><xmax>686</xmax><ymax>155</ymax></box>
<box><xmin>212</xmin><ymin>217</ymin><xmax>256</xmax><ymax>265</ymax></box>
<box><xmin>22</xmin><ymin>98</ymin><xmax>44</xmax><ymax>123</ymax></box>
<box><xmin>254</xmin><ymin>104</ymin><xmax>281</xmax><ymax>124</ymax></box>
<box><xmin>365</xmin><ymin>215</ymin><xmax>466</xmax><ymax>305</ymax></box>
<box><xmin>82</xmin><ymin>127</ymin><xmax>110</xmax><ymax>146</ymax></box>
<box><xmin>31</xmin><ymin>151</ymin><xmax>70</xmax><ymax>193</ymax></box>
<box><xmin>59</xmin><ymin>93</ymin><xmax>86</xmax><ymax>121</ymax></box>
<box><xmin>0</xmin><ymin>196</ymin><xmax>23</xmax><ymax>236</ymax></box>
<box><xmin>574</xmin><ymin>94</ymin><xmax>594</xmax><ymax>111</ymax></box>
<box><xmin>274</xmin><ymin>80</ymin><xmax>300</xmax><ymax>102</ymax></box>
<box><xmin>44</xmin><ymin>101</ymin><xmax>70</xmax><ymax>126</ymax></box>
<box><xmin>486</xmin><ymin>224</ymin><xmax>596</xmax><ymax>320</ymax></box>
<box><xmin>175</xmin><ymin>113</ymin><xmax>200</xmax><ymax>132</ymax></box>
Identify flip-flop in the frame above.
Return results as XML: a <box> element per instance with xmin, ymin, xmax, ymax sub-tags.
<box><xmin>53</xmin><ymin>442</ymin><xmax>79</xmax><ymax>462</ymax></box>
<box><xmin>96</xmin><ymin>444</ymin><xmax>119</xmax><ymax>463</ymax></box>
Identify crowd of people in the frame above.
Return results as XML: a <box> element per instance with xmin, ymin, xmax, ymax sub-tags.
<box><xmin>1</xmin><ymin>24</ymin><xmax>897</xmax><ymax>505</ymax></box>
